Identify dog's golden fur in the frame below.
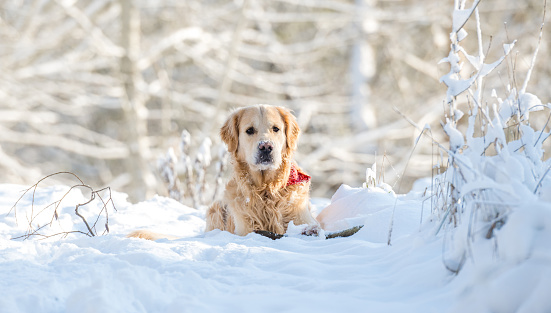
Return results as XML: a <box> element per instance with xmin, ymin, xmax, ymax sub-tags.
<box><xmin>206</xmin><ymin>105</ymin><xmax>319</xmax><ymax>235</ymax></box>
<box><xmin>128</xmin><ymin>104</ymin><xmax>318</xmax><ymax>241</ymax></box>
<box><xmin>127</xmin><ymin>230</ymin><xmax>179</xmax><ymax>241</ymax></box>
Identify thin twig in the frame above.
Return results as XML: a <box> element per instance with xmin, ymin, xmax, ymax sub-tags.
<box><xmin>534</xmin><ymin>111</ymin><xmax>551</xmax><ymax>147</ymax></box>
<box><xmin>11</xmin><ymin>230</ymin><xmax>92</xmax><ymax>241</ymax></box>
<box><xmin>388</xmin><ymin>126</ymin><xmax>428</xmax><ymax>246</ymax></box>
<box><xmin>393</xmin><ymin>106</ymin><xmax>477</xmax><ymax>174</ymax></box>
<box><xmin>9</xmin><ymin>172</ymin><xmax>116</xmax><ymax>240</ymax></box>
<box><xmin>520</xmin><ymin>0</ymin><xmax>547</xmax><ymax>94</ymax></box>
<box><xmin>534</xmin><ymin>164</ymin><xmax>551</xmax><ymax>194</ymax></box>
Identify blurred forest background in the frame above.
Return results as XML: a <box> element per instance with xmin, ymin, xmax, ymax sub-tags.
<box><xmin>0</xmin><ymin>0</ymin><xmax>549</xmax><ymax>203</ymax></box>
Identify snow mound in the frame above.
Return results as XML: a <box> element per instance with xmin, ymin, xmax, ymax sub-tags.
<box><xmin>316</xmin><ymin>184</ymin><xmax>429</xmax><ymax>243</ymax></box>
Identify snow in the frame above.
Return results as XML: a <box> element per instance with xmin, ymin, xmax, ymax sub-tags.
<box><xmin>443</xmin><ymin>122</ymin><xmax>464</xmax><ymax>151</ymax></box>
<box><xmin>1</xmin><ymin>181</ymin><xmax>550</xmax><ymax>313</ymax></box>
<box><xmin>451</xmin><ymin>1</ymin><xmax>481</xmax><ymax>34</ymax></box>
<box><xmin>499</xmin><ymin>92</ymin><xmax>543</xmax><ymax>123</ymax></box>
<box><xmin>440</xmin><ymin>74</ymin><xmax>475</xmax><ymax>102</ymax></box>
<box><xmin>449</xmin><ymin>199</ymin><xmax>551</xmax><ymax>313</ymax></box>
<box><xmin>518</xmin><ymin>92</ymin><xmax>544</xmax><ymax>118</ymax></box>
<box><xmin>452</xmin><ymin>9</ymin><xmax>474</xmax><ymax>33</ymax></box>
<box><xmin>363</xmin><ymin>163</ymin><xmax>377</xmax><ymax>188</ymax></box>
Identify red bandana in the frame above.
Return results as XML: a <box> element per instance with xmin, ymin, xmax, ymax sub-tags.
<box><xmin>287</xmin><ymin>164</ymin><xmax>311</xmax><ymax>186</ymax></box>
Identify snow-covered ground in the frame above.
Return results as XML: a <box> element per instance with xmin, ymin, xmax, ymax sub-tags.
<box><xmin>1</xmin><ymin>182</ymin><xmax>550</xmax><ymax>313</ymax></box>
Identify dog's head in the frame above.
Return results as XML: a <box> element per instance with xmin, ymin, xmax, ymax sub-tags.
<box><xmin>220</xmin><ymin>105</ymin><xmax>299</xmax><ymax>171</ymax></box>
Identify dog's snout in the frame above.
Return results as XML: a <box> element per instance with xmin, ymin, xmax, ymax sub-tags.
<box><xmin>258</xmin><ymin>141</ymin><xmax>273</xmax><ymax>153</ymax></box>
<box><xmin>256</xmin><ymin>141</ymin><xmax>274</xmax><ymax>166</ymax></box>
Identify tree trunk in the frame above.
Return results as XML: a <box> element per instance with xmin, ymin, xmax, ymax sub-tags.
<box><xmin>350</xmin><ymin>0</ymin><xmax>378</xmax><ymax>132</ymax></box>
<box><xmin>120</xmin><ymin>0</ymin><xmax>155</xmax><ymax>202</ymax></box>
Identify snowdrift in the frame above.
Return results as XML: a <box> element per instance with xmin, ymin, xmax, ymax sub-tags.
<box><xmin>0</xmin><ymin>182</ymin><xmax>550</xmax><ymax>313</ymax></box>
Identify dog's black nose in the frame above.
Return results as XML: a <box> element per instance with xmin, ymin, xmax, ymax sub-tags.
<box><xmin>258</xmin><ymin>141</ymin><xmax>273</xmax><ymax>153</ymax></box>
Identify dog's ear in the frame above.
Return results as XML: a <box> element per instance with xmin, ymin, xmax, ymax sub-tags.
<box><xmin>220</xmin><ymin>109</ymin><xmax>241</xmax><ymax>154</ymax></box>
<box><xmin>276</xmin><ymin>107</ymin><xmax>300</xmax><ymax>151</ymax></box>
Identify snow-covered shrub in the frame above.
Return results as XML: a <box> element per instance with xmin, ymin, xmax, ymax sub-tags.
<box><xmin>431</xmin><ymin>0</ymin><xmax>551</xmax><ymax>272</ymax></box>
<box><xmin>157</xmin><ymin>147</ymin><xmax>182</xmax><ymax>202</ymax></box>
<box><xmin>157</xmin><ymin>130</ymin><xmax>227</xmax><ymax>208</ymax></box>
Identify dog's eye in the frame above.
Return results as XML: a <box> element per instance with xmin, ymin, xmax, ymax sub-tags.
<box><xmin>246</xmin><ymin>127</ymin><xmax>255</xmax><ymax>135</ymax></box>
<box><xmin>272</xmin><ymin>126</ymin><xmax>280</xmax><ymax>133</ymax></box>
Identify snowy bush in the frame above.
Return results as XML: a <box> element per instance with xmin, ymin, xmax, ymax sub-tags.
<box><xmin>157</xmin><ymin>130</ymin><xmax>227</xmax><ymax>209</ymax></box>
<box><xmin>433</xmin><ymin>0</ymin><xmax>551</xmax><ymax>272</ymax></box>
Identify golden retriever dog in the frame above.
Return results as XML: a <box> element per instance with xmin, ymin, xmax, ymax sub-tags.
<box><xmin>128</xmin><ymin>104</ymin><xmax>318</xmax><ymax>240</ymax></box>
<box><xmin>206</xmin><ymin>104</ymin><xmax>319</xmax><ymax>236</ymax></box>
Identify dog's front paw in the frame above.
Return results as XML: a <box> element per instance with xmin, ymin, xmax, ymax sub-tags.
<box><xmin>301</xmin><ymin>224</ymin><xmax>321</xmax><ymax>237</ymax></box>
